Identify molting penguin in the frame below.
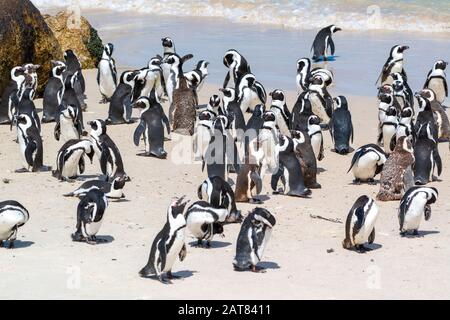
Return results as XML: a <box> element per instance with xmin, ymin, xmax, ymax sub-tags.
<box><xmin>184</xmin><ymin>60</ymin><xmax>209</xmax><ymax>93</ymax></box>
<box><xmin>71</xmin><ymin>189</ymin><xmax>109</xmax><ymax>245</ymax></box>
<box><xmin>311</xmin><ymin>25</ymin><xmax>341</xmax><ymax>62</ymax></box>
<box><xmin>291</xmin><ymin>130</ymin><xmax>321</xmax><ymax>189</ymax></box>
<box><xmin>97</xmin><ymin>43</ymin><xmax>118</xmax><ymax>103</ymax></box>
<box><xmin>0</xmin><ymin>201</ymin><xmax>30</xmax><ymax>249</ymax></box>
<box><xmin>308</xmin><ymin>76</ymin><xmax>333</xmax><ymax>123</ymax></box>
<box><xmin>269</xmin><ymin>89</ymin><xmax>291</xmax><ymax>137</ymax></box>
<box><xmin>53</xmin><ymin>139</ymin><xmax>95</xmax><ymax>181</ymax></box>
<box><xmin>413</xmin><ymin>123</ymin><xmax>442</xmax><ymax>185</ymax></box>
<box><xmin>348</xmin><ymin>144</ymin><xmax>386</xmax><ymax>184</ymax></box>
<box><xmin>139</xmin><ymin>197</ymin><xmax>189</xmax><ymax>284</ymax></box>
<box><xmin>133</xmin><ymin>95</ymin><xmax>169</xmax><ymax>159</ymax></box>
<box><xmin>0</xmin><ymin>66</ymin><xmax>31</xmax><ymax>124</ymax></box>
<box><xmin>42</xmin><ymin>61</ymin><xmax>67</xmax><ymax>123</ymax></box>
<box><xmin>377</xmin><ymin>45</ymin><xmax>409</xmax><ymax>85</ymax></box>
<box><xmin>54</xmin><ymin>105</ymin><xmax>83</xmax><ymax>143</ymax></box>
<box><xmin>398</xmin><ymin>186</ymin><xmax>438</xmax><ymax>236</ymax></box>
<box><xmin>377</xmin><ymin>136</ymin><xmax>415</xmax><ymax>201</ymax></box>
<box><xmin>223</xmin><ymin>49</ymin><xmax>251</xmax><ymax>88</ymax></box>
<box><xmin>64</xmin><ymin>175</ymin><xmax>128</xmax><ymax>200</ymax></box>
<box><xmin>342</xmin><ymin>195</ymin><xmax>379</xmax><ymax>253</ymax></box>
<box><xmin>233</xmin><ymin>207</ymin><xmax>276</xmax><ymax>273</ymax></box>
<box><xmin>330</xmin><ymin>96</ymin><xmax>353</xmax><ymax>155</ymax></box>
<box><xmin>424</xmin><ymin>60</ymin><xmax>448</xmax><ymax>105</ymax></box>
<box><xmin>88</xmin><ymin>119</ymin><xmax>129</xmax><ymax>181</ymax></box>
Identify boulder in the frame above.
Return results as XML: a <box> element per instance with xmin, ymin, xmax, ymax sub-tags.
<box><xmin>45</xmin><ymin>11</ymin><xmax>104</xmax><ymax>70</ymax></box>
<box><xmin>0</xmin><ymin>0</ymin><xmax>63</xmax><ymax>95</ymax></box>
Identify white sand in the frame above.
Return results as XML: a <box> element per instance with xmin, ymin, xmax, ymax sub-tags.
<box><xmin>0</xmin><ymin>69</ymin><xmax>449</xmax><ymax>299</ymax></box>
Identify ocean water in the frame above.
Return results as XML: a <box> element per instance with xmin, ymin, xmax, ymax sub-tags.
<box><xmin>31</xmin><ymin>0</ymin><xmax>450</xmax><ymax>33</ymax></box>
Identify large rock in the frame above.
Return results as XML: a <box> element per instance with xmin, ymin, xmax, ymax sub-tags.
<box><xmin>45</xmin><ymin>11</ymin><xmax>104</xmax><ymax>70</ymax></box>
<box><xmin>0</xmin><ymin>0</ymin><xmax>63</xmax><ymax>95</ymax></box>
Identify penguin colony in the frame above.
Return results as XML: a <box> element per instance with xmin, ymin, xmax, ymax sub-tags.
<box><xmin>0</xmin><ymin>26</ymin><xmax>448</xmax><ymax>283</ymax></box>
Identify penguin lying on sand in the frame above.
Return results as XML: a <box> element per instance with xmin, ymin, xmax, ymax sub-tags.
<box><xmin>0</xmin><ymin>201</ymin><xmax>30</xmax><ymax>249</ymax></box>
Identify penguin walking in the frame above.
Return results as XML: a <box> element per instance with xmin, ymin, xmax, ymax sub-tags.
<box><xmin>184</xmin><ymin>60</ymin><xmax>209</xmax><ymax>93</ymax></box>
<box><xmin>348</xmin><ymin>144</ymin><xmax>387</xmax><ymax>184</ymax></box>
<box><xmin>311</xmin><ymin>25</ymin><xmax>341</xmax><ymax>62</ymax></box>
<box><xmin>0</xmin><ymin>201</ymin><xmax>30</xmax><ymax>249</ymax></box>
<box><xmin>64</xmin><ymin>175</ymin><xmax>128</xmax><ymax>200</ymax></box>
<box><xmin>133</xmin><ymin>95</ymin><xmax>169</xmax><ymax>159</ymax></box>
<box><xmin>139</xmin><ymin>197</ymin><xmax>189</xmax><ymax>284</ymax></box>
<box><xmin>269</xmin><ymin>89</ymin><xmax>291</xmax><ymax>137</ymax></box>
<box><xmin>330</xmin><ymin>96</ymin><xmax>353</xmax><ymax>155</ymax></box>
<box><xmin>54</xmin><ymin>105</ymin><xmax>83</xmax><ymax>143</ymax></box>
<box><xmin>233</xmin><ymin>207</ymin><xmax>276</xmax><ymax>273</ymax></box>
<box><xmin>398</xmin><ymin>186</ymin><xmax>438</xmax><ymax>236</ymax></box>
<box><xmin>378</xmin><ymin>106</ymin><xmax>398</xmax><ymax>154</ymax></box>
<box><xmin>71</xmin><ymin>189</ymin><xmax>109</xmax><ymax>245</ymax></box>
<box><xmin>88</xmin><ymin>119</ymin><xmax>129</xmax><ymax>181</ymax></box>
<box><xmin>413</xmin><ymin>123</ymin><xmax>442</xmax><ymax>185</ymax></box>
<box><xmin>376</xmin><ymin>45</ymin><xmax>409</xmax><ymax>85</ymax></box>
<box><xmin>53</xmin><ymin>139</ymin><xmax>95</xmax><ymax>181</ymax></box>
<box><xmin>223</xmin><ymin>49</ymin><xmax>251</xmax><ymax>88</ymax></box>
<box><xmin>342</xmin><ymin>195</ymin><xmax>379</xmax><ymax>253</ymax></box>
<box><xmin>0</xmin><ymin>66</ymin><xmax>31</xmax><ymax>124</ymax></box>
<box><xmin>42</xmin><ymin>61</ymin><xmax>67</xmax><ymax>123</ymax></box>
<box><xmin>97</xmin><ymin>43</ymin><xmax>118</xmax><ymax>103</ymax></box>
<box><xmin>424</xmin><ymin>60</ymin><xmax>447</xmax><ymax>105</ymax></box>
<box><xmin>15</xmin><ymin>114</ymin><xmax>48</xmax><ymax>173</ymax></box>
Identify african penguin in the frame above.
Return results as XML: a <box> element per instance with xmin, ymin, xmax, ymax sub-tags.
<box><xmin>377</xmin><ymin>45</ymin><xmax>409</xmax><ymax>85</ymax></box>
<box><xmin>22</xmin><ymin>63</ymin><xmax>40</xmax><ymax>93</ymax></box>
<box><xmin>223</xmin><ymin>49</ymin><xmax>251</xmax><ymax>88</ymax></box>
<box><xmin>413</xmin><ymin>123</ymin><xmax>442</xmax><ymax>185</ymax></box>
<box><xmin>42</xmin><ymin>61</ymin><xmax>67</xmax><ymax>123</ymax></box>
<box><xmin>52</xmin><ymin>139</ymin><xmax>95</xmax><ymax>181</ymax></box>
<box><xmin>235</xmin><ymin>73</ymin><xmax>266</xmax><ymax>114</ymax></box>
<box><xmin>54</xmin><ymin>105</ymin><xmax>83</xmax><ymax>143</ymax></box>
<box><xmin>0</xmin><ymin>201</ymin><xmax>30</xmax><ymax>249</ymax></box>
<box><xmin>291</xmin><ymin>129</ymin><xmax>321</xmax><ymax>189</ymax></box>
<box><xmin>424</xmin><ymin>60</ymin><xmax>448</xmax><ymax>105</ymax></box>
<box><xmin>64</xmin><ymin>49</ymin><xmax>85</xmax><ymax>94</ymax></box>
<box><xmin>378</xmin><ymin>106</ymin><xmax>398</xmax><ymax>154</ymax></box>
<box><xmin>330</xmin><ymin>96</ymin><xmax>353</xmax><ymax>155</ymax></box>
<box><xmin>308</xmin><ymin>76</ymin><xmax>333</xmax><ymax>123</ymax></box>
<box><xmin>296</xmin><ymin>58</ymin><xmax>334</xmax><ymax>93</ymax></box>
<box><xmin>269</xmin><ymin>89</ymin><xmax>291</xmax><ymax>137</ymax></box>
<box><xmin>64</xmin><ymin>175</ymin><xmax>128</xmax><ymax>200</ymax></box>
<box><xmin>184</xmin><ymin>60</ymin><xmax>209</xmax><ymax>93</ymax></box>
<box><xmin>97</xmin><ymin>43</ymin><xmax>118</xmax><ymax>103</ymax></box>
<box><xmin>193</xmin><ymin>110</ymin><xmax>214</xmax><ymax>162</ymax></box>
<box><xmin>220</xmin><ymin>87</ymin><xmax>246</xmax><ymax>143</ymax></box>
<box><xmin>311</xmin><ymin>25</ymin><xmax>341</xmax><ymax>62</ymax></box>
<box><xmin>348</xmin><ymin>144</ymin><xmax>387</xmax><ymax>184</ymax></box>
<box><xmin>0</xmin><ymin>66</ymin><xmax>31</xmax><ymax>124</ymax></box>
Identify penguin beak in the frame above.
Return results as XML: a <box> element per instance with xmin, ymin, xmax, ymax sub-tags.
<box><xmin>402</xmin><ymin>46</ymin><xmax>410</xmax><ymax>51</ymax></box>
<box><xmin>335</xmin><ymin>27</ymin><xmax>342</xmax><ymax>32</ymax></box>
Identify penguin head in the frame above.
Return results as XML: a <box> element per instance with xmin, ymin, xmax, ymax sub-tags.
<box><xmin>415</xmin><ymin>92</ymin><xmax>432</xmax><ymax>112</ymax></box>
<box><xmin>213</xmin><ymin>115</ymin><xmax>229</xmax><ymax>132</ymax></box>
<box><xmin>397</xmin><ymin>136</ymin><xmax>414</xmax><ymax>154</ymax></box>
<box><xmin>278</xmin><ymin>134</ymin><xmax>291</xmax><ymax>152</ymax></box>
<box><xmin>419</xmin><ymin>89</ymin><xmax>436</xmax><ymax>102</ymax></box>
<box><xmin>169</xmin><ymin>196</ymin><xmax>189</xmax><ymax>220</ymax></box>
<box><xmin>378</xmin><ymin>85</ymin><xmax>394</xmax><ymax>104</ymax></box>
<box><xmin>240</xmin><ymin>73</ymin><xmax>256</xmax><ymax>89</ymax></box>
<box><xmin>308</xmin><ymin>115</ymin><xmax>321</xmax><ymax>126</ymax></box>
<box><xmin>434</xmin><ymin>60</ymin><xmax>448</xmax><ymax>71</ymax></box>
<box><xmin>252</xmin><ymin>207</ymin><xmax>276</xmax><ymax>228</ymax></box>
<box><xmin>333</xmin><ymin>96</ymin><xmax>348</xmax><ymax>110</ymax></box>
<box><xmin>329</xmin><ymin>25</ymin><xmax>342</xmax><ymax>33</ymax></box>
<box><xmin>290</xmin><ymin>130</ymin><xmax>306</xmax><ymax>144</ymax></box>
<box><xmin>223</xmin><ymin>49</ymin><xmax>240</xmax><ymax>67</ymax></box>
<box><xmin>15</xmin><ymin>114</ymin><xmax>32</xmax><ymax>129</ymax></box>
<box><xmin>198</xmin><ymin>110</ymin><xmax>213</xmax><ymax>122</ymax></box>
<box><xmin>209</xmin><ymin>94</ymin><xmax>221</xmax><ymax>108</ymax></box>
<box><xmin>120</xmin><ymin>70</ymin><xmax>140</xmax><ymax>87</ymax></box>
<box><xmin>104</xmin><ymin>43</ymin><xmax>114</xmax><ymax>57</ymax></box>
<box><xmin>296</xmin><ymin>58</ymin><xmax>310</xmax><ymax>73</ymax></box>
<box><xmin>219</xmin><ymin>87</ymin><xmax>236</xmax><ymax>104</ymax></box>
<box><xmin>161</xmin><ymin>37</ymin><xmax>174</xmax><ymax>49</ymax></box>
<box><xmin>392</xmin><ymin>79</ymin><xmax>404</xmax><ymax>93</ymax></box>
<box><xmin>51</xmin><ymin>61</ymin><xmax>67</xmax><ymax>78</ymax></box>
<box><xmin>400</xmin><ymin>107</ymin><xmax>413</xmax><ymax>120</ymax></box>
<box><xmin>391</xmin><ymin>45</ymin><xmax>409</xmax><ymax>58</ymax></box>
<box><xmin>262</xmin><ymin>111</ymin><xmax>276</xmax><ymax>125</ymax></box>
<box><xmin>88</xmin><ymin>119</ymin><xmax>106</xmax><ymax>137</ymax></box>
<box><xmin>269</xmin><ymin>89</ymin><xmax>285</xmax><ymax>105</ymax></box>
<box><xmin>11</xmin><ymin>66</ymin><xmax>27</xmax><ymax>83</ymax></box>
<box><xmin>61</xmin><ymin>105</ymin><xmax>77</xmax><ymax>120</ymax></box>
<box><xmin>148</xmin><ymin>55</ymin><xmax>163</xmax><ymax>68</ymax></box>
<box><xmin>23</xmin><ymin>63</ymin><xmax>41</xmax><ymax>75</ymax></box>
<box><xmin>196</xmin><ymin>60</ymin><xmax>210</xmax><ymax>74</ymax></box>
<box><xmin>310</xmin><ymin>75</ymin><xmax>325</xmax><ymax>88</ymax></box>
<box><xmin>134</xmin><ymin>96</ymin><xmax>151</xmax><ymax>109</ymax></box>
<box><xmin>385</xmin><ymin>106</ymin><xmax>397</xmax><ymax>117</ymax></box>
<box><xmin>112</xmin><ymin>175</ymin><xmax>128</xmax><ymax>190</ymax></box>
<box><xmin>253</xmin><ymin>104</ymin><xmax>266</xmax><ymax>117</ymax></box>
<box><xmin>64</xmin><ymin>49</ymin><xmax>80</xmax><ymax>65</ymax></box>
<box><xmin>163</xmin><ymin>53</ymin><xmax>193</xmax><ymax>70</ymax></box>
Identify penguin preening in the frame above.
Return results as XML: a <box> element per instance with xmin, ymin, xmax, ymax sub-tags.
<box><xmin>377</xmin><ymin>45</ymin><xmax>409</xmax><ymax>85</ymax></box>
<box><xmin>233</xmin><ymin>207</ymin><xmax>276</xmax><ymax>273</ymax></box>
<box><xmin>53</xmin><ymin>139</ymin><xmax>95</xmax><ymax>182</ymax></box>
<box><xmin>424</xmin><ymin>60</ymin><xmax>448</xmax><ymax>105</ymax></box>
<box><xmin>235</xmin><ymin>73</ymin><xmax>267</xmax><ymax>114</ymax></box>
<box><xmin>139</xmin><ymin>197</ymin><xmax>189</xmax><ymax>284</ymax></box>
<box><xmin>311</xmin><ymin>25</ymin><xmax>341</xmax><ymax>62</ymax></box>
<box><xmin>0</xmin><ymin>201</ymin><xmax>30</xmax><ymax>249</ymax></box>
<box><xmin>223</xmin><ymin>49</ymin><xmax>251</xmax><ymax>89</ymax></box>
<box><xmin>97</xmin><ymin>43</ymin><xmax>118</xmax><ymax>103</ymax></box>
<box><xmin>64</xmin><ymin>175</ymin><xmax>128</xmax><ymax>200</ymax></box>
<box><xmin>348</xmin><ymin>144</ymin><xmax>386</xmax><ymax>184</ymax></box>
<box><xmin>342</xmin><ymin>195</ymin><xmax>379</xmax><ymax>253</ymax></box>
<box><xmin>296</xmin><ymin>58</ymin><xmax>334</xmax><ymax>92</ymax></box>
<box><xmin>0</xmin><ymin>66</ymin><xmax>32</xmax><ymax>124</ymax></box>
<box><xmin>398</xmin><ymin>186</ymin><xmax>438</xmax><ymax>236</ymax></box>
<box><xmin>42</xmin><ymin>61</ymin><xmax>67</xmax><ymax>123</ymax></box>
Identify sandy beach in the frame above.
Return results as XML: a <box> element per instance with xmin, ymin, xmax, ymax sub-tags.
<box><xmin>1</xmin><ymin>68</ymin><xmax>449</xmax><ymax>299</ymax></box>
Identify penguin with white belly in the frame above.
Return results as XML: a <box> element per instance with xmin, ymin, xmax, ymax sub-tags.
<box><xmin>398</xmin><ymin>186</ymin><xmax>438</xmax><ymax>236</ymax></box>
<box><xmin>378</xmin><ymin>106</ymin><xmax>398</xmax><ymax>154</ymax></box>
<box><xmin>14</xmin><ymin>88</ymin><xmax>40</xmax><ymax>133</ymax></box>
<box><xmin>54</xmin><ymin>105</ymin><xmax>83</xmax><ymax>143</ymax></box>
<box><xmin>223</xmin><ymin>49</ymin><xmax>251</xmax><ymax>88</ymax></box>
<box><xmin>348</xmin><ymin>144</ymin><xmax>386</xmax><ymax>184</ymax></box>
<box><xmin>61</xmin><ymin>72</ymin><xmax>85</xmax><ymax>131</ymax></box>
<box><xmin>139</xmin><ymin>197</ymin><xmax>189</xmax><ymax>284</ymax></box>
<box><xmin>52</xmin><ymin>139</ymin><xmax>95</xmax><ymax>182</ymax></box>
<box><xmin>0</xmin><ymin>201</ymin><xmax>30</xmax><ymax>249</ymax></box>
<box><xmin>193</xmin><ymin>110</ymin><xmax>214</xmax><ymax>162</ymax></box>
<box><xmin>269</xmin><ymin>89</ymin><xmax>291</xmax><ymax>137</ymax></box>
<box><xmin>97</xmin><ymin>43</ymin><xmax>118</xmax><ymax>103</ymax></box>
<box><xmin>424</xmin><ymin>60</ymin><xmax>447</xmax><ymax>105</ymax></box>
<box><xmin>377</xmin><ymin>45</ymin><xmax>409</xmax><ymax>86</ymax></box>
<box><xmin>233</xmin><ymin>207</ymin><xmax>276</xmax><ymax>273</ymax></box>
<box><xmin>342</xmin><ymin>195</ymin><xmax>379</xmax><ymax>253</ymax></box>
<box><xmin>413</xmin><ymin>123</ymin><xmax>442</xmax><ymax>185</ymax></box>
<box><xmin>71</xmin><ymin>189</ymin><xmax>109</xmax><ymax>245</ymax></box>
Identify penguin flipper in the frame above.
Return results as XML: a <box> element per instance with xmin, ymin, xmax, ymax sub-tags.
<box><xmin>389</xmin><ymin>134</ymin><xmax>397</xmax><ymax>152</ymax></box>
<box><xmin>433</xmin><ymin>147</ymin><xmax>443</xmax><ymax>176</ymax></box>
<box><xmin>368</xmin><ymin>227</ymin><xmax>375</xmax><ymax>244</ymax></box>
<box><xmin>329</xmin><ymin>37</ymin><xmax>336</xmax><ymax>56</ymax></box>
<box><xmin>347</xmin><ymin>150</ymin><xmax>361</xmax><ymax>173</ymax></box>
<box><xmin>54</xmin><ymin>122</ymin><xmax>61</xmax><ymax>141</ymax></box>
<box><xmin>100</xmin><ymin>146</ymin><xmax>111</xmax><ymax>176</ymax></box>
<box><xmin>78</xmin><ymin>156</ymin><xmax>86</xmax><ymax>175</ymax></box>
<box><xmin>353</xmin><ymin>207</ymin><xmax>365</xmax><ymax>234</ymax></box>
<box><xmin>25</xmin><ymin>141</ymin><xmax>37</xmax><ymax>167</ymax></box>
<box><xmin>133</xmin><ymin>121</ymin><xmax>146</xmax><ymax>147</ymax></box>
<box><xmin>158</xmin><ymin>235</ymin><xmax>169</xmax><ymax>272</ymax></box>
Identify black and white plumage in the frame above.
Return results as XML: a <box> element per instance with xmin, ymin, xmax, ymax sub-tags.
<box><xmin>64</xmin><ymin>49</ymin><xmax>85</xmax><ymax>94</ymax></box>
<box><xmin>330</xmin><ymin>96</ymin><xmax>353</xmax><ymax>155</ymax></box>
<box><xmin>133</xmin><ymin>60</ymin><xmax>166</xmax><ymax>103</ymax></box>
<box><xmin>221</xmin><ymin>87</ymin><xmax>246</xmax><ymax>142</ymax></box>
<box><xmin>424</xmin><ymin>60</ymin><xmax>448</xmax><ymax>105</ymax></box>
<box><xmin>71</xmin><ymin>189</ymin><xmax>109</xmax><ymax>245</ymax></box>
<box><xmin>308</xmin><ymin>76</ymin><xmax>333</xmax><ymax>123</ymax></box>
<box><xmin>415</xmin><ymin>93</ymin><xmax>439</xmax><ymax>143</ymax></box>
<box><xmin>391</xmin><ymin>72</ymin><xmax>414</xmax><ymax>109</ymax></box>
<box><xmin>97</xmin><ymin>43</ymin><xmax>118</xmax><ymax>103</ymax></box>
<box><xmin>197</xmin><ymin>94</ymin><xmax>221</xmax><ymax>117</ymax></box>
<box><xmin>235</xmin><ymin>73</ymin><xmax>267</xmax><ymax>114</ymax></box>
<box><xmin>311</xmin><ymin>25</ymin><xmax>341</xmax><ymax>62</ymax></box>
<box><xmin>53</xmin><ymin>139</ymin><xmax>95</xmax><ymax>181</ymax></box>
<box><xmin>377</xmin><ymin>106</ymin><xmax>398</xmax><ymax>154</ymax></box>
<box><xmin>413</xmin><ymin>123</ymin><xmax>442</xmax><ymax>185</ymax></box>
<box><xmin>223</xmin><ymin>49</ymin><xmax>251</xmax><ymax>89</ymax></box>
<box><xmin>296</xmin><ymin>58</ymin><xmax>334</xmax><ymax>92</ymax></box>
<box><xmin>54</xmin><ymin>104</ymin><xmax>83</xmax><ymax>143</ymax></box>
<box><xmin>348</xmin><ymin>144</ymin><xmax>386</xmax><ymax>184</ymax></box>
<box><xmin>0</xmin><ymin>201</ymin><xmax>30</xmax><ymax>249</ymax></box>
<box><xmin>42</xmin><ymin>61</ymin><xmax>67</xmax><ymax>123</ymax></box>
<box><xmin>377</xmin><ymin>45</ymin><xmax>409</xmax><ymax>85</ymax></box>
<box><xmin>198</xmin><ymin>176</ymin><xmax>240</xmax><ymax>219</ymax></box>
<box><xmin>185</xmin><ymin>60</ymin><xmax>209</xmax><ymax>92</ymax></box>
<box><xmin>63</xmin><ymin>175</ymin><xmax>128</xmax><ymax>199</ymax></box>
<box><xmin>394</xmin><ymin>106</ymin><xmax>415</xmax><ymax>147</ymax></box>
<box><xmin>0</xmin><ymin>66</ymin><xmax>31</xmax><ymax>124</ymax></box>
<box><xmin>269</xmin><ymin>89</ymin><xmax>291</xmax><ymax>137</ymax></box>
<box><xmin>193</xmin><ymin>110</ymin><xmax>214</xmax><ymax>162</ymax></box>
<box><xmin>61</xmin><ymin>72</ymin><xmax>85</xmax><ymax>130</ymax></box>
<box><xmin>306</xmin><ymin>114</ymin><xmax>324</xmax><ymax>161</ymax></box>
<box><xmin>398</xmin><ymin>186</ymin><xmax>438</xmax><ymax>236</ymax></box>
<box><xmin>139</xmin><ymin>197</ymin><xmax>189</xmax><ymax>284</ymax></box>
<box><xmin>88</xmin><ymin>119</ymin><xmax>128</xmax><ymax>181</ymax></box>
<box><xmin>233</xmin><ymin>207</ymin><xmax>276</xmax><ymax>273</ymax></box>
<box><xmin>342</xmin><ymin>195</ymin><xmax>379</xmax><ymax>253</ymax></box>
<box><xmin>160</xmin><ymin>37</ymin><xmax>176</xmax><ymax>101</ymax></box>
<box><xmin>14</xmin><ymin>88</ymin><xmax>40</xmax><ymax>132</ymax></box>
<box><xmin>15</xmin><ymin>114</ymin><xmax>45</xmax><ymax>173</ymax></box>
<box><xmin>22</xmin><ymin>63</ymin><xmax>40</xmax><ymax>93</ymax></box>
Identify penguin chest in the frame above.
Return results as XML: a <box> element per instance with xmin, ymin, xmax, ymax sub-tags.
<box><xmin>83</xmin><ymin>220</ymin><xmax>103</xmax><ymax>237</ymax></box>
<box><xmin>194</xmin><ymin>126</ymin><xmax>211</xmax><ymax>158</ymax></box>
<box><xmin>0</xmin><ymin>210</ymin><xmax>25</xmax><ymax>240</ymax></box>
<box><xmin>18</xmin><ymin>135</ymin><xmax>30</xmax><ymax>169</ymax></box>
<box><xmin>382</xmin><ymin>124</ymin><xmax>397</xmax><ymax>153</ymax></box>
<box><xmin>352</xmin><ymin>207</ymin><xmax>379</xmax><ymax>245</ymax></box>
<box><xmin>239</xmin><ymin>89</ymin><xmax>252</xmax><ymax>113</ymax></box>
<box><xmin>61</xmin><ymin>119</ymin><xmax>79</xmax><ymax>143</ymax></box>
<box><xmin>428</xmin><ymin>79</ymin><xmax>445</xmax><ymax>103</ymax></box>
<box><xmin>402</xmin><ymin>199</ymin><xmax>427</xmax><ymax>232</ymax></box>
<box><xmin>99</xmin><ymin>61</ymin><xmax>116</xmax><ymax>97</ymax></box>
<box><xmin>62</xmin><ymin>150</ymin><xmax>83</xmax><ymax>178</ymax></box>
<box><xmin>162</xmin><ymin>229</ymin><xmax>185</xmax><ymax>272</ymax></box>
<box><xmin>310</xmin><ymin>94</ymin><xmax>328</xmax><ymax>122</ymax></box>
<box><xmin>390</xmin><ymin>62</ymin><xmax>403</xmax><ymax>75</ymax></box>
<box><xmin>309</xmin><ymin>130</ymin><xmax>322</xmax><ymax>158</ymax></box>
<box><xmin>256</xmin><ymin>227</ymin><xmax>272</xmax><ymax>264</ymax></box>
<box><xmin>353</xmin><ymin>152</ymin><xmax>379</xmax><ymax>180</ymax></box>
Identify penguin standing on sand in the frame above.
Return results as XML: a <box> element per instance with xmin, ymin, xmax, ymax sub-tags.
<box><xmin>54</xmin><ymin>105</ymin><xmax>83</xmax><ymax>143</ymax></box>
<box><xmin>65</xmin><ymin>50</ymin><xmax>85</xmax><ymax>94</ymax></box>
<box><xmin>348</xmin><ymin>144</ymin><xmax>386</xmax><ymax>184</ymax></box>
<box><xmin>0</xmin><ymin>66</ymin><xmax>31</xmax><ymax>124</ymax></box>
<box><xmin>160</xmin><ymin>37</ymin><xmax>176</xmax><ymax>97</ymax></box>
<box><xmin>88</xmin><ymin>119</ymin><xmax>128</xmax><ymax>181</ymax></box>
<box><xmin>15</xmin><ymin>88</ymin><xmax>40</xmax><ymax>132</ymax></box>
<box><xmin>377</xmin><ymin>45</ymin><xmax>409</xmax><ymax>85</ymax></box>
<box><xmin>311</xmin><ymin>25</ymin><xmax>341</xmax><ymax>62</ymax></box>
<box><xmin>198</xmin><ymin>176</ymin><xmax>240</xmax><ymax>220</ymax></box>
<box><xmin>61</xmin><ymin>72</ymin><xmax>85</xmax><ymax>131</ymax></box>
<box><xmin>398</xmin><ymin>186</ymin><xmax>438</xmax><ymax>236</ymax></box>
<box><xmin>378</xmin><ymin>106</ymin><xmax>398</xmax><ymax>154</ymax></box>
<box><xmin>133</xmin><ymin>95</ymin><xmax>169</xmax><ymax>159</ymax></box>
<box><xmin>308</xmin><ymin>76</ymin><xmax>333</xmax><ymax>123</ymax></box>
<box><xmin>0</xmin><ymin>201</ymin><xmax>30</xmax><ymax>249</ymax></box>
<box><xmin>193</xmin><ymin>110</ymin><xmax>214</xmax><ymax>162</ymax></box>
<box><xmin>42</xmin><ymin>61</ymin><xmax>67</xmax><ymax>123</ymax></box>
<box><xmin>184</xmin><ymin>60</ymin><xmax>209</xmax><ymax>93</ymax></box>
<box><xmin>64</xmin><ymin>175</ymin><xmax>128</xmax><ymax>200</ymax></box>
<box><xmin>233</xmin><ymin>207</ymin><xmax>276</xmax><ymax>273</ymax></box>
<box><xmin>139</xmin><ymin>197</ymin><xmax>189</xmax><ymax>284</ymax></box>
<box><xmin>53</xmin><ymin>139</ymin><xmax>95</xmax><ymax>181</ymax></box>
<box><xmin>223</xmin><ymin>49</ymin><xmax>251</xmax><ymax>88</ymax></box>
<box><xmin>307</xmin><ymin>114</ymin><xmax>324</xmax><ymax>161</ymax></box>
<box><xmin>424</xmin><ymin>60</ymin><xmax>447</xmax><ymax>105</ymax></box>
<box><xmin>413</xmin><ymin>123</ymin><xmax>442</xmax><ymax>185</ymax></box>
<box><xmin>72</xmin><ymin>189</ymin><xmax>109</xmax><ymax>245</ymax></box>
<box><xmin>269</xmin><ymin>90</ymin><xmax>291</xmax><ymax>137</ymax></box>
<box><xmin>97</xmin><ymin>43</ymin><xmax>118</xmax><ymax>103</ymax></box>
<box><xmin>330</xmin><ymin>96</ymin><xmax>353</xmax><ymax>155</ymax></box>
<box><xmin>414</xmin><ymin>92</ymin><xmax>438</xmax><ymax>142</ymax></box>
<box><xmin>342</xmin><ymin>195</ymin><xmax>379</xmax><ymax>253</ymax></box>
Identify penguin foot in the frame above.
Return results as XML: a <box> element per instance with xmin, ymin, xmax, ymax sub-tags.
<box><xmin>353</xmin><ymin>179</ymin><xmax>361</xmax><ymax>185</ymax></box>
<box><xmin>14</xmin><ymin>168</ymin><xmax>29</xmax><ymax>173</ymax></box>
<box><xmin>8</xmin><ymin>241</ymin><xmax>14</xmax><ymax>249</ymax></box>
<box><xmin>251</xmin><ymin>265</ymin><xmax>266</xmax><ymax>273</ymax></box>
<box><xmin>249</xmin><ymin>198</ymin><xmax>263</xmax><ymax>205</ymax></box>
<box><xmin>367</xmin><ymin>179</ymin><xmax>377</xmax><ymax>185</ymax></box>
<box><xmin>309</xmin><ymin>182</ymin><xmax>322</xmax><ymax>189</ymax></box>
<box><xmin>356</xmin><ymin>245</ymin><xmax>372</xmax><ymax>253</ymax></box>
<box><xmin>71</xmin><ymin>232</ymin><xmax>86</xmax><ymax>243</ymax></box>
<box><xmin>400</xmin><ymin>231</ymin><xmax>407</xmax><ymax>237</ymax></box>
<box><xmin>167</xmin><ymin>271</ymin><xmax>181</xmax><ymax>280</ymax></box>
<box><xmin>413</xmin><ymin>230</ymin><xmax>420</xmax><ymax>236</ymax></box>
<box><xmin>287</xmin><ymin>189</ymin><xmax>312</xmax><ymax>198</ymax></box>
<box><xmin>159</xmin><ymin>275</ymin><xmax>173</xmax><ymax>285</ymax></box>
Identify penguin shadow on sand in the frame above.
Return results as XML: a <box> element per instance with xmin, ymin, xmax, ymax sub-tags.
<box><xmin>77</xmin><ymin>235</ymin><xmax>115</xmax><ymax>245</ymax></box>
<box><xmin>351</xmin><ymin>243</ymin><xmax>382</xmax><ymax>253</ymax></box>
<box><xmin>188</xmin><ymin>240</ymin><xmax>232</xmax><ymax>249</ymax></box>
<box><xmin>349</xmin><ymin>179</ymin><xmax>380</xmax><ymax>186</ymax></box>
<box><xmin>257</xmin><ymin>261</ymin><xmax>280</xmax><ymax>270</ymax></box>
<box><xmin>401</xmin><ymin>230</ymin><xmax>439</xmax><ymax>238</ymax></box>
<box><xmin>1</xmin><ymin>240</ymin><xmax>35</xmax><ymax>249</ymax></box>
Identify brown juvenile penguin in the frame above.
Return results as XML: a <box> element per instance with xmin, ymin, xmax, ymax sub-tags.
<box><xmin>235</xmin><ymin>140</ymin><xmax>263</xmax><ymax>204</ymax></box>
<box><xmin>377</xmin><ymin>136</ymin><xmax>415</xmax><ymax>201</ymax></box>
<box><xmin>291</xmin><ymin>130</ymin><xmax>321</xmax><ymax>189</ymax></box>
<box><xmin>165</xmin><ymin>53</ymin><xmax>197</xmax><ymax>136</ymax></box>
